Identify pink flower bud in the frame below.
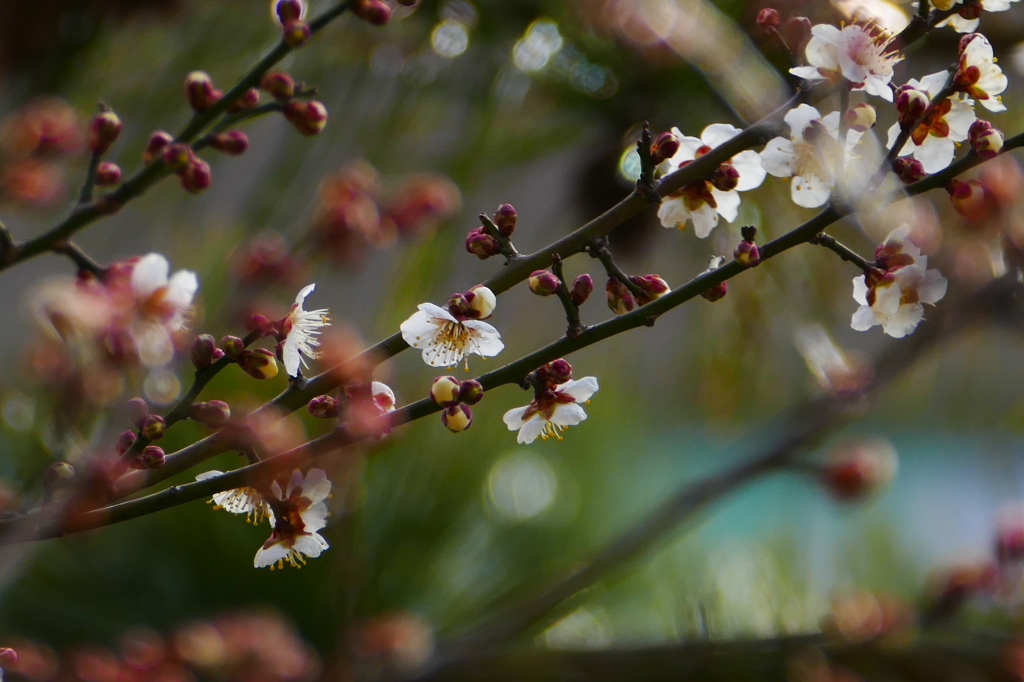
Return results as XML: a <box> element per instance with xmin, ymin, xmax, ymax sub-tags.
<box><xmin>143</xmin><ymin>131</ymin><xmax>174</xmax><ymax>164</ymax></box>
<box><xmin>843</xmin><ymin>103</ymin><xmax>876</xmax><ymax>132</ymax></box>
<box><xmin>191</xmin><ymin>334</ymin><xmax>218</xmax><ymax>369</ymax></box>
<box><xmin>307</xmin><ymin>394</ymin><xmax>340</xmax><ymax>419</ymax></box>
<box><xmin>353</xmin><ymin>0</ymin><xmax>392</xmax><ymax>25</ymax></box>
<box><xmin>261</xmin><ymin>72</ymin><xmax>296</xmax><ymax>100</ymax></box>
<box><xmin>284</xmin><ymin>100</ymin><xmax>328</xmax><ymax>136</ymax></box>
<box><xmin>892</xmin><ymin>157</ymin><xmax>927</xmax><ymax>184</ymax></box>
<box><xmin>283</xmin><ymin>20</ymin><xmax>311</xmax><ymax>47</ymax></box>
<box><xmin>650</xmin><ymin>131</ymin><xmax>680</xmax><ymax>165</ymax></box>
<box><xmin>733</xmin><ymin>240</ymin><xmax>760</xmax><ymax>267</ymax></box>
<box><xmin>783</xmin><ymin>16</ymin><xmax>812</xmax><ymax>51</ymax></box>
<box><xmin>541</xmin><ymin>359</ymin><xmax>573</xmax><ymax>386</ymax></box>
<box><xmin>459</xmin><ymin>379</ymin><xmax>484</xmax><ymax>405</ymax></box>
<box><xmin>441</xmin><ymin>404</ymin><xmax>473</xmax><ymax>432</ymax></box>
<box><xmin>956</xmin><ymin>0</ymin><xmax>983</xmax><ymax>19</ymax></box>
<box><xmin>138</xmin><ymin>445</ymin><xmax>166</xmax><ymax>469</ymax></box>
<box><xmin>570</xmin><ymin>274</ymin><xmax>594</xmax><ymax>306</ymax></box>
<box><xmin>275</xmin><ymin>0</ymin><xmax>304</xmax><ymax>24</ymax></box>
<box><xmin>895</xmin><ymin>87</ymin><xmax>929</xmax><ymax>126</ymax></box>
<box><xmin>127</xmin><ymin>397</ymin><xmax>149</xmax><ymax>427</ymax></box>
<box><xmin>162</xmin><ymin>143</ymin><xmax>193</xmax><ymax>172</ymax></box>
<box><xmin>220</xmin><ymin>335</ymin><xmax>244</xmax><ymax>359</ymax></box>
<box><xmin>228</xmin><ymin>88</ymin><xmax>261</xmax><ymax>113</ymax></box>
<box><xmin>947</xmin><ymin>178</ymin><xmax>989</xmax><ymax>218</ymax></box>
<box><xmin>0</xmin><ymin>648</ymin><xmax>18</xmax><ymax>668</ymax></box>
<box><xmin>756</xmin><ymin>8</ymin><xmax>781</xmax><ymax>32</ymax></box>
<box><xmin>88</xmin><ymin>111</ymin><xmax>122</xmax><ymax>155</ymax></box>
<box><xmin>606</xmin><ymin>277</ymin><xmax>635</xmax><ymax>315</ymax></box>
<box><xmin>494</xmin><ymin>203</ymin><xmax>517</xmax><ymax>235</ymax></box>
<box><xmin>630</xmin><ymin>274</ymin><xmax>670</xmax><ymax>305</ymax></box>
<box><xmin>821</xmin><ymin>439</ymin><xmax>897</xmax><ymax>503</ymax></box>
<box><xmin>246</xmin><ymin>313</ymin><xmax>274</xmax><ymax>337</ymax></box>
<box><xmin>115</xmin><ymin>430</ymin><xmax>137</xmax><ymax>455</ymax></box>
<box><xmin>969</xmin><ymin>120</ymin><xmax>1003</xmax><ymax>159</ymax></box>
<box><xmin>141</xmin><ymin>414</ymin><xmax>167</xmax><ymax>440</ymax></box>
<box><xmin>700</xmin><ymin>255</ymin><xmax>728</xmax><ymax>302</ymax></box>
<box><xmin>529</xmin><ymin>269</ymin><xmax>561</xmax><ymax>296</ymax></box>
<box><xmin>95</xmin><ymin>161</ymin><xmax>121</xmax><ymax>186</ymax></box>
<box><xmin>465</xmin><ymin>227</ymin><xmax>501</xmax><ymax>259</ymax></box>
<box><xmin>430</xmin><ymin>376</ymin><xmax>461</xmax><ymax>407</ymax></box>
<box><xmin>709</xmin><ymin>164</ymin><xmax>739</xmax><ymax>192</ymax></box>
<box><xmin>209</xmin><ymin>130</ymin><xmax>249</xmax><ymax>155</ymax></box>
<box><xmin>189</xmin><ymin>400</ymin><xmax>232</xmax><ymax>427</ymax></box>
<box><xmin>238</xmin><ymin>348</ymin><xmax>279</xmax><ymax>380</ymax></box>
<box><xmin>180</xmin><ymin>159</ymin><xmax>212</xmax><ymax>194</ymax></box>
<box><xmin>184</xmin><ymin>70</ymin><xmax>220</xmax><ymax>111</ymax></box>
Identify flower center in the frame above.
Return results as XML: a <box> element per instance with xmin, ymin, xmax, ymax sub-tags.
<box><xmin>911</xmin><ymin>99</ymin><xmax>952</xmax><ymax>145</ymax></box>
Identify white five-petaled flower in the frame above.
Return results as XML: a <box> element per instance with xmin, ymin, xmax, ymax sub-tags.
<box><xmin>129</xmin><ymin>253</ymin><xmax>199</xmax><ymax>367</ymax></box>
<box><xmin>934</xmin><ymin>0</ymin><xmax>1021</xmax><ymax>33</ymax></box>
<box><xmin>282</xmin><ymin>284</ymin><xmax>331</xmax><ymax>377</ymax></box>
<box><xmin>195</xmin><ymin>470</ymin><xmax>271</xmax><ymax>524</ymax></box>
<box><xmin>790</xmin><ymin>21</ymin><xmax>903</xmax><ymax>101</ymax></box>
<box><xmin>851</xmin><ymin>225</ymin><xmax>948</xmax><ymax>338</ymax></box>
<box><xmin>886</xmin><ymin>71</ymin><xmax>976</xmax><ymax>173</ymax></box>
<box><xmin>400</xmin><ymin>288</ymin><xmax>504</xmax><ymax>368</ymax></box>
<box><xmin>657</xmin><ymin>124</ymin><xmax>767</xmax><ymax>238</ymax></box>
<box><xmin>760</xmin><ymin>104</ymin><xmax>863</xmax><ymax>208</ymax></box>
<box><xmin>503</xmin><ymin>377</ymin><xmax>599</xmax><ymax>444</ymax></box>
<box><xmin>254</xmin><ymin>468</ymin><xmax>332</xmax><ymax>569</ymax></box>
<box><xmin>954</xmin><ymin>33</ymin><xmax>1008</xmax><ymax>112</ymax></box>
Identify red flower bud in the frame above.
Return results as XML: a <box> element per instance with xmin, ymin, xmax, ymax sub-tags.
<box><xmin>756</xmin><ymin>8</ymin><xmax>781</xmax><ymax>32</ymax></box>
<box><xmin>494</xmin><ymin>203</ymin><xmax>517</xmax><ymax>235</ymax></box>
<box><xmin>733</xmin><ymin>240</ymin><xmax>760</xmax><ymax>267</ymax></box>
<box><xmin>650</xmin><ymin>131</ymin><xmax>680</xmax><ymax>165</ymax></box>
<box><xmin>246</xmin><ymin>313</ymin><xmax>275</xmax><ymax>337</ymax></box>
<box><xmin>307</xmin><ymin>394</ymin><xmax>340</xmax><ymax>419</ymax></box>
<box><xmin>208</xmin><ymin>130</ymin><xmax>249</xmax><ymax>155</ymax></box>
<box><xmin>261</xmin><ymin>72</ymin><xmax>296</xmax><ymax>100</ymax></box>
<box><xmin>528</xmin><ymin>269</ymin><xmax>561</xmax><ymax>296</ymax></box>
<box><xmin>465</xmin><ymin>226</ymin><xmax>501</xmax><ymax>259</ymax></box>
<box><xmin>220</xmin><ymin>335</ymin><xmax>244</xmax><ymax>359</ymax></box>
<box><xmin>783</xmin><ymin>16</ymin><xmax>812</xmax><ymax>51</ymax></box>
<box><xmin>630</xmin><ymin>274</ymin><xmax>670</xmax><ymax>305</ymax></box>
<box><xmin>892</xmin><ymin>157</ymin><xmax>927</xmax><ymax>184</ymax></box>
<box><xmin>0</xmin><ymin>648</ymin><xmax>18</xmax><ymax>669</ymax></box>
<box><xmin>284</xmin><ymin>100</ymin><xmax>328</xmax><ymax>136</ymax></box>
<box><xmin>969</xmin><ymin>120</ymin><xmax>1003</xmax><ymax>159</ymax></box>
<box><xmin>162</xmin><ymin>143</ymin><xmax>193</xmax><ymax>172</ymax></box>
<box><xmin>126</xmin><ymin>397</ymin><xmax>149</xmax><ymax>427</ymax></box>
<box><xmin>283</xmin><ymin>20</ymin><xmax>312</xmax><ymax>47</ymax></box>
<box><xmin>541</xmin><ymin>359</ymin><xmax>573</xmax><ymax>386</ymax></box>
<box><xmin>188</xmin><ymin>400</ymin><xmax>232</xmax><ymax>427</ymax></box>
<box><xmin>141</xmin><ymin>414</ymin><xmax>167</xmax><ymax>441</ymax></box>
<box><xmin>180</xmin><ymin>159</ymin><xmax>212</xmax><ymax>194</ymax></box>
<box><xmin>710</xmin><ymin>164</ymin><xmax>740</xmax><ymax>192</ymax></box>
<box><xmin>430</xmin><ymin>376</ymin><xmax>462</xmax><ymax>407</ymax></box>
<box><xmin>275</xmin><ymin>0</ymin><xmax>304</xmax><ymax>25</ymax></box>
<box><xmin>184</xmin><ymin>70</ymin><xmax>220</xmax><ymax>111</ymax></box>
<box><xmin>570</xmin><ymin>274</ymin><xmax>594</xmax><ymax>306</ymax></box>
<box><xmin>228</xmin><ymin>88</ymin><xmax>261</xmax><ymax>113</ymax></box>
<box><xmin>458</xmin><ymin>379</ymin><xmax>484</xmax><ymax>405</ymax></box>
<box><xmin>191</xmin><ymin>334</ymin><xmax>218</xmax><ymax>369</ymax></box>
<box><xmin>353</xmin><ymin>0</ymin><xmax>392</xmax><ymax>25</ymax></box>
<box><xmin>821</xmin><ymin>439</ymin><xmax>897</xmax><ymax>503</ymax></box>
<box><xmin>115</xmin><ymin>430</ymin><xmax>136</xmax><ymax>455</ymax></box>
<box><xmin>606</xmin><ymin>277</ymin><xmax>635</xmax><ymax>315</ymax></box>
<box><xmin>143</xmin><ymin>131</ymin><xmax>174</xmax><ymax>164</ymax></box>
<box><xmin>895</xmin><ymin>86</ymin><xmax>929</xmax><ymax>126</ymax></box>
<box><xmin>88</xmin><ymin>111</ymin><xmax>122</xmax><ymax>155</ymax></box>
<box><xmin>95</xmin><ymin>161</ymin><xmax>121</xmax><ymax>186</ymax></box>
<box><xmin>947</xmin><ymin>178</ymin><xmax>989</xmax><ymax>218</ymax></box>
<box><xmin>136</xmin><ymin>445</ymin><xmax>166</xmax><ymax>469</ymax></box>
<box><xmin>237</xmin><ymin>348</ymin><xmax>279</xmax><ymax>380</ymax></box>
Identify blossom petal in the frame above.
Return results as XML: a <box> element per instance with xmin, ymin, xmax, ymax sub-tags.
<box><xmin>517</xmin><ymin>415</ymin><xmax>548</xmax><ymax>444</ymax></box>
<box><xmin>784</xmin><ymin>104</ymin><xmax>824</xmax><ymax>138</ymax></box>
<box><xmin>293</xmin><ymin>533</ymin><xmax>329</xmax><ymax>558</ymax></box>
<box><xmin>918</xmin><ymin>268</ymin><xmax>948</xmax><ymax>304</ymax></box>
<box><xmin>701</xmin><ymin>123</ymin><xmax>742</xmax><ymax>148</ymax></box>
<box><xmin>558</xmin><ymin>376</ymin><xmax>599</xmax><ymax>402</ymax></box>
<box><xmin>657</xmin><ymin>197</ymin><xmax>691</xmax><ymax>229</ymax></box>
<box><xmin>914</xmin><ymin>136</ymin><xmax>955</xmax><ymax>174</ymax></box>
<box><xmin>131</xmin><ymin>253</ymin><xmax>170</xmax><ymax>299</ymax></box>
<box><xmin>731</xmin><ymin>150</ymin><xmax>767</xmax><ymax>191</ymax></box>
<box><xmin>791</xmin><ymin>174</ymin><xmax>832</xmax><ymax>208</ymax></box>
<box><xmin>301</xmin><ymin>468</ymin><xmax>332</xmax><ymax>504</ymax></box>
<box><xmin>400</xmin><ymin>311</ymin><xmax>440</xmax><ymax>349</ymax></box>
<box><xmin>551</xmin><ymin>402</ymin><xmax>588</xmax><ymax>427</ymax></box>
<box><xmin>851</xmin><ymin>305</ymin><xmax>878</xmax><ymax>331</ymax></box>
<box><xmin>760</xmin><ymin>137</ymin><xmax>796</xmax><ymax>177</ymax></box>
<box><xmin>503</xmin><ymin>405</ymin><xmax>531</xmax><ymax>430</ymax></box>
<box><xmin>254</xmin><ymin>541</ymin><xmax>291</xmax><ymax>568</ymax></box>
<box><xmin>852</xmin><ymin>276</ymin><xmax>870</xmax><ymax>306</ymax></box>
<box><xmin>882</xmin><ymin>302</ymin><xmax>924</xmax><ymax>338</ymax></box>
<box><xmin>690</xmin><ymin>202</ymin><xmax>720</xmax><ymax>238</ymax></box>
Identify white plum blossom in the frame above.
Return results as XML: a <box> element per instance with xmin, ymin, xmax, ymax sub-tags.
<box><xmin>790</xmin><ymin>21</ymin><xmax>903</xmax><ymax>101</ymax></box>
<box><xmin>129</xmin><ymin>253</ymin><xmax>198</xmax><ymax>367</ymax></box>
<box><xmin>887</xmin><ymin>71</ymin><xmax>976</xmax><ymax>173</ymax></box>
<box><xmin>851</xmin><ymin>226</ymin><xmax>948</xmax><ymax>338</ymax></box>
<box><xmin>400</xmin><ymin>288</ymin><xmax>504</xmax><ymax>368</ymax></box>
<box><xmin>657</xmin><ymin>124</ymin><xmax>766</xmax><ymax>238</ymax></box>
<box><xmin>254</xmin><ymin>468</ymin><xmax>332</xmax><ymax>569</ymax></box>
<box><xmin>195</xmin><ymin>470</ymin><xmax>271</xmax><ymax>524</ymax></box>
<box><xmin>954</xmin><ymin>34</ymin><xmax>1008</xmax><ymax>112</ymax></box>
<box><xmin>503</xmin><ymin>377</ymin><xmax>599</xmax><ymax>444</ymax></box>
<box><xmin>935</xmin><ymin>0</ymin><xmax>1021</xmax><ymax>33</ymax></box>
<box><xmin>282</xmin><ymin>283</ymin><xmax>331</xmax><ymax>377</ymax></box>
<box><xmin>760</xmin><ymin>104</ymin><xmax>863</xmax><ymax>208</ymax></box>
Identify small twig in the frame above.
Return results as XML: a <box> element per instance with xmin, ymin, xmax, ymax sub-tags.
<box><xmin>809</xmin><ymin>233</ymin><xmax>876</xmax><ymax>271</ymax></box>
<box><xmin>78</xmin><ymin>152</ymin><xmax>102</xmax><ymax>206</ymax></box>
<box><xmin>635</xmin><ymin>121</ymin><xmax>657</xmax><ymax>201</ymax></box>
<box><xmin>550</xmin><ymin>255</ymin><xmax>585</xmax><ymax>338</ymax></box>
<box><xmin>588</xmin><ymin>239</ymin><xmax>645</xmax><ymax>300</ymax></box>
<box><xmin>51</xmin><ymin>241</ymin><xmax>105</xmax><ymax>278</ymax></box>
<box><xmin>479</xmin><ymin>214</ymin><xmax>520</xmax><ymax>261</ymax></box>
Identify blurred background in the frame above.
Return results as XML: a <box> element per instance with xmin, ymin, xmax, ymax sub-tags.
<box><xmin>1</xmin><ymin>0</ymin><xmax>1024</xmax><ymax>680</ymax></box>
